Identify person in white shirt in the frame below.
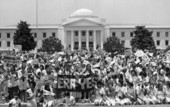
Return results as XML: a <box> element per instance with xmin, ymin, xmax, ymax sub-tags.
<box><xmin>58</xmin><ymin>92</ymin><xmax>75</xmax><ymax>107</ymax></box>
<box><xmin>8</xmin><ymin>94</ymin><xmax>21</xmax><ymax>107</ymax></box>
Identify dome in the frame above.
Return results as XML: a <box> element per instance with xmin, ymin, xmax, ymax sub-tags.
<box><xmin>70</xmin><ymin>8</ymin><xmax>97</xmax><ymax>18</ymax></box>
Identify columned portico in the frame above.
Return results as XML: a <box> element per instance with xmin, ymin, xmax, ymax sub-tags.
<box><xmin>63</xmin><ymin>8</ymin><xmax>105</xmax><ymax>51</ymax></box>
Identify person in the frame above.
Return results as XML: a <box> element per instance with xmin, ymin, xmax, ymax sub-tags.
<box><xmin>18</xmin><ymin>76</ymin><xmax>28</xmax><ymax>102</ymax></box>
<box><xmin>27</xmin><ymin>86</ymin><xmax>37</xmax><ymax>107</ymax></box>
<box><xmin>43</xmin><ymin>89</ymin><xmax>56</xmax><ymax>107</ymax></box>
<box><xmin>8</xmin><ymin>94</ymin><xmax>21</xmax><ymax>107</ymax></box>
<box><xmin>164</xmin><ymin>81</ymin><xmax>170</xmax><ymax>103</ymax></box>
<box><xmin>94</xmin><ymin>81</ymin><xmax>106</xmax><ymax>106</ymax></box>
<box><xmin>62</xmin><ymin>92</ymin><xmax>76</xmax><ymax>107</ymax></box>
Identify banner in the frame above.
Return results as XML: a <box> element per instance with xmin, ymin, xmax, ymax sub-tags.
<box><xmin>0</xmin><ymin>50</ymin><xmax>15</xmax><ymax>55</ymax></box>
<box><xmin>2</xmin><ymin>55</ymin><xmax>21</xmax><ymax>65</ymax></box>
<box><xmin>57</xmin><ymin>75</ymin><xmax>98</xmax><ymax>92</ymax></box>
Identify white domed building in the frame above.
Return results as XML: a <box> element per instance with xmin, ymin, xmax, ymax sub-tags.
<box><xmin>0</xmin><ymin>8</ymin><xmax>170</xmax><ymax>50</ymax></box>
<box><xmin>60</xmin><ymin>8</ymin><xmax>106</xmax><ymax>50</ymax></box>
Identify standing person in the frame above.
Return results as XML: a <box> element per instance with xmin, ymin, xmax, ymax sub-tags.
<box><xmin>80</xmin><ymin>64</ymin><xmax>94</xmax><ymax>100</ymax></box>
<box><xmin>18</xmin><ymin>76</ymin><xmax>29</xmax><ymax>102</ymax></box>
<box><xmin>165</xmin><ymin>81</ymin><xmax>170</xmax><ymax>103</ymax></box>
<box><xmin>8</xmin><ymin>65</ymin><xmax>19</xmax><ymax>100</ymax></box>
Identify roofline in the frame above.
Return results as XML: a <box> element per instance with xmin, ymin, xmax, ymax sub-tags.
<box><xmin>0</xmin><ymin>25</ymin><xmax>170</xmax><ymax>30</ymax></box>
<box><xmin>109</xmin><ymin>25</ymin><xmax>170</xmax><ymax>29</ymax></box>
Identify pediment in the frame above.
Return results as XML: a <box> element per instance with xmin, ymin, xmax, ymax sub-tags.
<box><xmin>63</xmin><ymin>19</ymin><xmax>104</xmax><ymax>27</ymax></box>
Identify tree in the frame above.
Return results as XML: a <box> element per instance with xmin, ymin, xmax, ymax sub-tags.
<box><xmin>131</xmin><ymin>26</ymin><xmax>156</xmax><ymax>51</ymax></box>
<box><xmin>40</xmin><ymin>36</ymin><xmax>63</xmax><ymax>53</ymax></box>
<box><xmin>104</xmin><ymin>35</ymin><xmax>124</xmax><ymax>54</ymax></box>
<box><xmin>13</xmin><ymin>21</ymin><xmax>36</xmax><ymax>51</ymax></box>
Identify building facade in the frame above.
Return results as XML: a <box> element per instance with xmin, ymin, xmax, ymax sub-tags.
<box><xmin>0</xmin><ymin>8</ymin><xmax>170</xmax><ymax>50</ymax></box>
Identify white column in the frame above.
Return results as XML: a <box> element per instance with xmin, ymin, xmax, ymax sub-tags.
<box><xmin>71</xmin><ymin>31</ymin><xmax>74</xmax><ymax>51</ymax></box>
<box><xmin>78</xmin><ymin>31</ymin><xmax>81</xmax><ymax>50</ymax></box>
<box><xmin>100</xmin><ymin>31</ymin><xmax>103</xmax><ymax>50</ymax></box>
<box><xmin>58</xmin><ymin>27</ymin><xmax>66</xmax><ymax>49</ymax></box>
<box><xmin>93</xmin><ymin>30</ymin><xmax>96</xmax><ymax>50</ymax></box>
<box><xmin>86</xmin><ymin>30</ymin><xmax>89</xmax><ymax>51</ymax></box>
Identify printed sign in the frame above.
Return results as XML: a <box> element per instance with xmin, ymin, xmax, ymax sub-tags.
<box><xmin>0</xmin><ymin>50</ymin><xmax>15</xmax><ymax>55</ymax></box>
<box><xmin>14</xmin><ymin>45</ymin><xmax>22</xmax><ymax>52</ymax></box>
<box><xmin>124</xmin><ymin>49</ymin><xmax>132</xmax><ymax>56</ymax></box>
<box><xmin>57</xmin><ymin>75</ymin><xmax>98</xmax><ymax>91</ymax></box>
<box><xmin>2</xmin><ymin>55</ymin><xmax>21</xmax><ymax>64</ymax></box>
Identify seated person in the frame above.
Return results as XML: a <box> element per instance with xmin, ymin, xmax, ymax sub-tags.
<box><xmin>59</xmin><ymin>93</ymin><xmax>76</xmax><ymax>106</ymax></box>
<box><xmin>8</xmin><ymin>94</ymin><xmax>21</xmax><ymax>107</ymax></box>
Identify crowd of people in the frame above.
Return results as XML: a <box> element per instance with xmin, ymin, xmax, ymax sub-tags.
<box><xmin>0</xmin><ymin>49</ymin><xmax>170</xmax><ymax>107</ymax></box>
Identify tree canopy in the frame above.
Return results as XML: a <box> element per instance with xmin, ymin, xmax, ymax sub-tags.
<box><xmin>13</xmin><ymin>21</ymin><xmax>36</xmax><ymax>51</ymax></box>
<box><xmin>131</xmin><ymin>26</ymin><xmax>156</xmax><ymax>51</ymax></box>
<box><xmin>104</xmin><ymin>35</ymin><xmax>124</xmax><ymax>54</ymax></box>
<box><xmin>40</xmin><ymin>36</ymin><xmax>63</xmax><ymax>53</ymax></box>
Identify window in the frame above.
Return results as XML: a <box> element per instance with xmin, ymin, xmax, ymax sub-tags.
<box><xmin>121</xmin><ymin>32</ymin><xmax>125</xmax><ymax>37</ymax></box>
<box><xmin>7</xmin><ymin>33</ymin><xmax>10</xmax><ymax>38</ymax></box>
<box><xmin>82</xmin><ymin>31</ymin><xmax>86</xmax><ymax>36</ymax></box>
<box><xmin>74</xmin><ymin>42</ymin><xmax>78</xmax><ymax>49</ymax></box>
<box><xmin>7</xmin><ymin>41</ymin><xmax>10</xmax><ymax>47</ymax></box>
<box><xmin>74</xmin><ymin>31</ymin><xmax>78</xmax><ymax>36</ymax></box>
<box><xmin>157</xmin><ymin>40</ymin><xmax>160</xmax><ymax>46</ymax></box>
<box><xmin>157</xmin><ymin>32</ymin><xmax>160</xmax><ymax>37</ymax></box>
<box><xmin>112</xmin><ymin>32</ymin><xmax>116</xmax><ymax>36</ymax></box>
<box><xmin>52</xmin><ymin>33</ymin><xmax>55</xmax><ymax>37</ymax></box>
<box><xmin>165</xmin><ymin>32</ymin><xmax>169</xmax><ymax>37</ymax></box>
<box><xmin>34</xmin><ymin>33</ymin><xmax>37</xmax><ymax>38</ymax></box>
<box><xmin>35</xmin><ymin>41</ymin><xmax>37</xmax><ymax>46</ymax></box>
<box><xmin>121</xmin><ymin>40</ymin><xmax>125</xmax><ymax>46</ymax></box>
<box><xmin>165</xmin><ymin>40</ymin><xmax>169</xmax><ymax>46</ymax></box>
<box><xmin>89</xmin><ymin>31</ymin><xmax>93</xmax><ymax>36</ymax></box>
<box><xmin>130</xmin><ymin>32</ymin><xmax>133</xmax><ymax>37</ymax></box>
<box><xmin>43</xmin><ymin>33</ymin><xmax>46</xmax><ymax>38</ymax></box>
<box><xmin>0</xmin><ymin>42</ymin><xmax>1</xmax><ymax>47</ymax></box>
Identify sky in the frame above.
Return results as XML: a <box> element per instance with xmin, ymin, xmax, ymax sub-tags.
<box><xmin>0</xmin><ymin>0</ymin><xmax>170</xmax><ymax>27</ymax></box>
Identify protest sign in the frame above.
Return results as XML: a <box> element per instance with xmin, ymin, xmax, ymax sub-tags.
<box><xmin>14</xmin><ymin>45</ymin><xmax>22</xmax><ymax>52</ymax></box>
<box><xmin>2</xmin><ymin>55</ymin><xmax>21</xmax><ymax>65</ymax></box>
<box><xmin>124</xmin><ymin>49</ymin><xmax>132</xmax><ymax>56</ymax></box>
<box><xmin>0</xmin><ymin>50</ymin><xmax>15</xmax><ymax>55</ymax></box>
<box><xmin>57</xmin><ymin>75</ymin><xmax>98</xmax><ymax>92</ymax></box>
